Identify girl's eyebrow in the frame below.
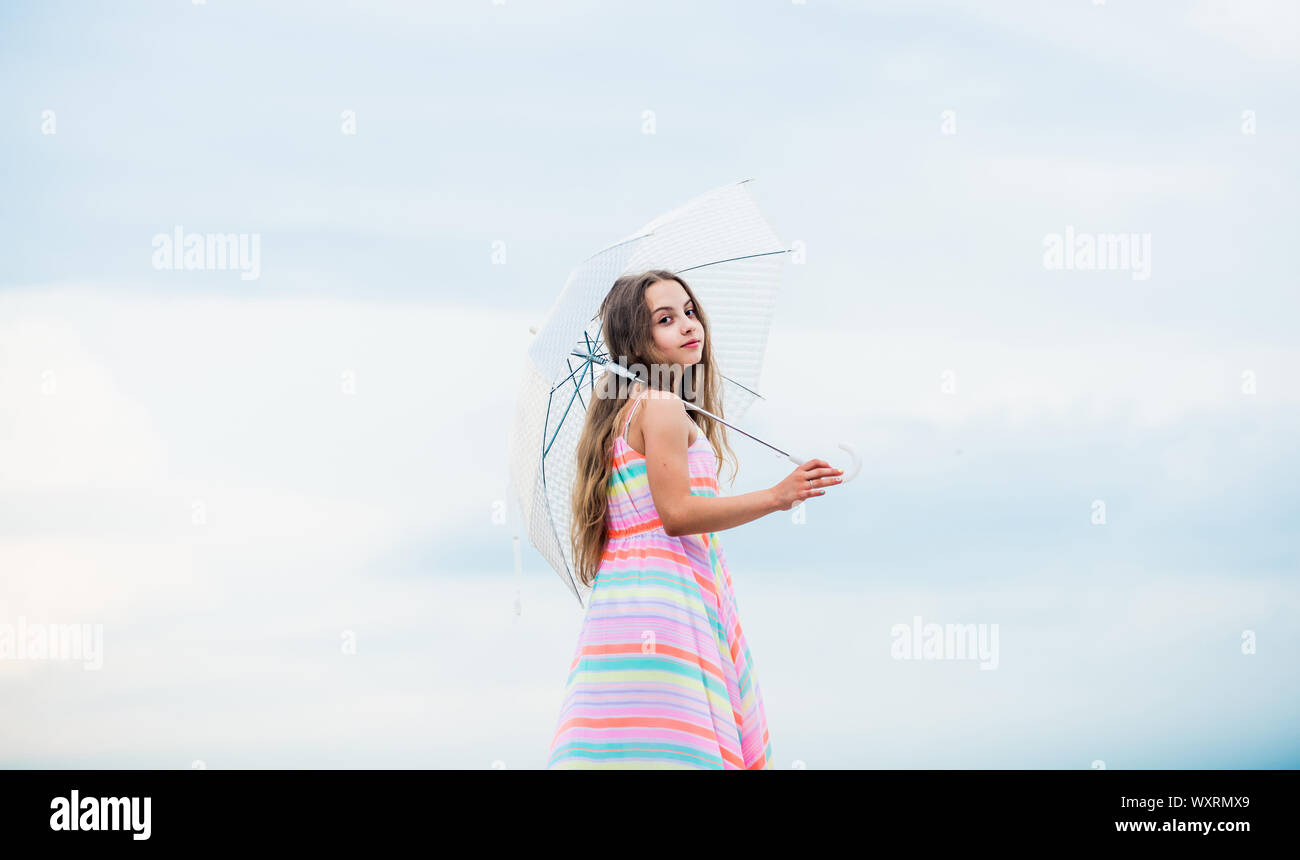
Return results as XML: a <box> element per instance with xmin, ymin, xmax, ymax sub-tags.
<box><xmin>652</xmin><ymin>301</ymin><xmax>694</xmax><ymax>315</ymax></box>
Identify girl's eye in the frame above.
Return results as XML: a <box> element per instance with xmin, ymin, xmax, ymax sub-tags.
<box><xmin>659</xmin><ymin>307</ymin><xmax>694</xmax><ymax>324</ymax></box>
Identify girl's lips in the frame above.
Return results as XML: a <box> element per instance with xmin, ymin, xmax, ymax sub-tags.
<box><xmin>682</xmin><ymin>340</ymin><xmax>701</xmax><ymax>349</ymax></box>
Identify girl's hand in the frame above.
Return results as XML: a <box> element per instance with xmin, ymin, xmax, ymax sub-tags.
<box><xmin>769</xmin><ymin>459</ymin><xmax>844</xmax><ymax>511</ymax></box>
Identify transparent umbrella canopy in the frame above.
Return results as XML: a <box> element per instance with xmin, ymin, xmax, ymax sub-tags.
<box><xmin>508</xmin><ymin>179</ymin><xmax>830</xmax><ymax>607</ymax></box>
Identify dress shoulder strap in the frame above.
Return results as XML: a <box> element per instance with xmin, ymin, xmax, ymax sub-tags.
<box><xmin>622</xmin><ymin>387</ymin><xmax>653</xmax><ymax>439</ymax></box>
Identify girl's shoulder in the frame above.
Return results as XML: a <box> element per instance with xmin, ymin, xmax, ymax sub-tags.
<box><xmin>624</xmin><ymin>386</ymin><xmax>696</xmax><ymax>449</ymax></box>
<box><xmin>633</xmin><ymin>387</ymin><xmax>687</xmax><ymax>419</ymax></box>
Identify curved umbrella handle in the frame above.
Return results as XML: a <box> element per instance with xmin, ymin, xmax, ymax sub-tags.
<box><xmin>786</xmin><ymin>442</ymin><xmax>862</xmax><ymax>483</ymax></box>
<box><xmin>836</xmin><ymin>442</ymin><xmax>862</xmax><ymax>482</ymax></box>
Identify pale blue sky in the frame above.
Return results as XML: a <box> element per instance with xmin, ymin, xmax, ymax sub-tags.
<box><xmin>1</xmin><ymin>0</ymin><xmax>1297</xmax><ymax>768</ymax></box>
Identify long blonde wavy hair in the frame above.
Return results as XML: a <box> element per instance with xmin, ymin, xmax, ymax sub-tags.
<box><xmin>569</xmin><ymin>270</ymin><xmax>739</xmax><ymax>589</ymax></box>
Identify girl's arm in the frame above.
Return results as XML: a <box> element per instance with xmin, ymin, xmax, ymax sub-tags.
<box><xmin>639</xmin><ymin>390</ymin><xmax>843</xmax><ymax>537</ymax></box>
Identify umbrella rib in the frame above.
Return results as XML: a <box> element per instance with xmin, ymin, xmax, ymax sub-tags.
<box><xmin>545</xmin><ymin>334</ymin><xmax>612</xmax><ymax>458</ymax></box>
<box><xmin>535</xmin><ymin>431</ymin><xmax>581</xmax><ymax>603</ymax></box>
<box><xmin>548</xmin><ymin>331</ymin><xmax>605</xmax><ymax>402</ymax></box>
<box><xmin>551</xmin><ymin>354</ymin><xmax>595</xmax><ymax>394</ymax></box>
<box><xmin>574</xmin><ymin>357</ymin><xmax>592</xmax><ymax>412</ymax></box>
<box><xmin>675</xmin><ymin>249</ymin><xmax>790</xmax><ymax>274</ymax></box>
<box><xmin>535</xmin><ymin>388</ymin><xmax>582</xmax><ymax>601</ymax></box>
<box><xmin>543</xmin><ymin>371</ymin><xmax>589</xmax><ymax>459</ymax></box>
<box><xmin>717</xmin><ymin>375</ymin><xmax>765</xmax><ymax>400</ymax></box>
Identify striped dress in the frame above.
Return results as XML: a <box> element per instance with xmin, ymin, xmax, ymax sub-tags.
<box><xmin>547</xmin><ymin>389</ymin><xmax>773</xmax><ymax>769</ymax></box>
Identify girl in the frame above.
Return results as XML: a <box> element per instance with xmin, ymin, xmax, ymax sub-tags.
<box><xmin>546</xmin><ymin>269</ymin><xmax>844</xmax><ymax>769</ymax></box>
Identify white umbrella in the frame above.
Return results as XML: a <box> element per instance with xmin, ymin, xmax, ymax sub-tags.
<box><xmin>507</xmin><ymin>179</ymin><xmax>859</xmax><ymax>607</ymax></box>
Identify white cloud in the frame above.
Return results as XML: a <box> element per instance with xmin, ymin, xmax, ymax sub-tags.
<box><xmin>754</xmin><ymin>324</ymin><xmax>1296</xmax><ymax>434</ymax></box>
<box><xmin>938</xmin><ymin>0</ymin><xmax>1300</xmax><ymax>79</ymax></box>
<box><xmin>0</xmin><ymin>285</ymin><xmax>538</xmax><ymax>629</ymax></box>
<box><xmin>0</xmin><ymin>318</ymin><xmax>169</xmax><ymax>488</ymax></box>
<box><xmin>979</xmin><ymin>157</ymin><xmax>1236</xmax><ymax>204</ymax></box>
<box><xmin>1189</xmin><ymin>0</ymin><xmax>1300</xmax><ymax>62</ymax></box>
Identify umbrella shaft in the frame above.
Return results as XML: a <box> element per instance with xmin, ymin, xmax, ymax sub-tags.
<box><xmin>680</xmin><ymin>400</ymin><xmax>798</xmax><ymax>462</ymax></box>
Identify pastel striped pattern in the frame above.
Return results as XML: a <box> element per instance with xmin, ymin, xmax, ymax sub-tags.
<box><xmin>547</xmin><ymin>409</ymin><xmax>773</xmax><ymax>770</ymax></box>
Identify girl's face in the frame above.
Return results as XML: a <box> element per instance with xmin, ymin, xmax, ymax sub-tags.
<box><xmin>645</xmin><ymin>279</ymin><xmax>703</xmax><ymax>367</ymax></box>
